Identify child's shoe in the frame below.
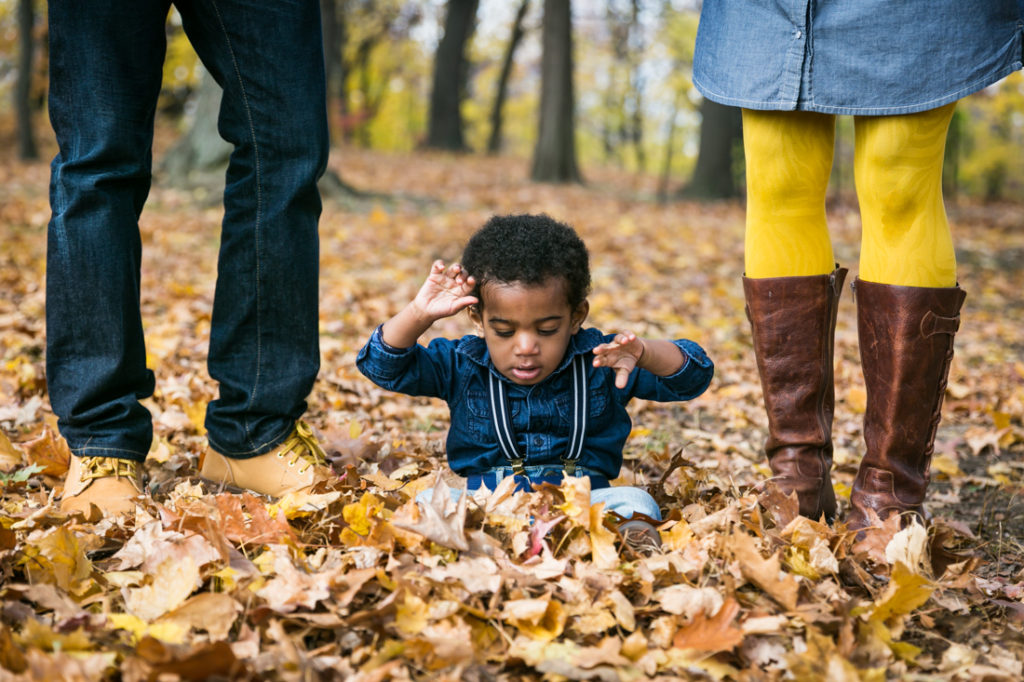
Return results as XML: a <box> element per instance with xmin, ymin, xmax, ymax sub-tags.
<box><xmin>61</xmin><ymin>455</ymin><xmax>143</xmax><ymax>517</ymax></box>
<box><xmin>618</xmin><ymin>517</ymin><xmax>662</xmax><ymax>555</ymax></box>
<box><xmin>199</xmin><ymin>420</ymin><xmax>334</xmax><ymax>497</ymax></box>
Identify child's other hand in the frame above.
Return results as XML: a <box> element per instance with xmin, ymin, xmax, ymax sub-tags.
<box><xmin>411</xmin><ymin>260</ymin><xmax>478</xmax><ymax>322</ymax></box>
<box><xmin>593</xmin><ymin>332</ymin><xmax>646</xmax><ymax>389</ymax></box>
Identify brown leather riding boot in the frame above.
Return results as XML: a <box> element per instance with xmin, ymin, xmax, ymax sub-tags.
<box><xmin>848</xmin><ymin>279</ymin><xmax>966</xmax><ymax>531</ymax></box>
<box><xmin>744</xmin><ymin>266</ymin><xmax>847</xmax><ymax>522</ymax></box>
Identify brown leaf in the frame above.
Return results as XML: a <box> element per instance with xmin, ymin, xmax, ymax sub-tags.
<box><xmin>0</xmin><ymin>429</ymin><xmax>23</xmax><ymax>472</ymax></box>
<box><xmin>672</xmin><ymin>597</ymin><xmax>743</xmax><ymax>653</ymax></box>
<box><xmin>215</xmin><ymin>493</ymin><xmax>294</xmax><ymax>546</ymax></box>
<box><xmin>729</xmin><ymin>530</ymin><xmax>800</xmax><ymax>611</ymax></box>
<box><xmin>20</xmin><ymin>425</ymin><xmax>71</xmax><ymax>477</ymax></box>
<box><xmin>850</xmin><ymin>511</ymin><xmax>903</xmax><ymax>566</ymax></box>
<box><xmin>758</xmin><ymin>481</ymin><xmax>800</xmax><ymax>528</ymax></box>
<box><xmin>156</xmin><ymin>593</ymin><xmax>242</xmax><ymax>640</ymax></box>
<box><xmin>137</xmin><ymin>639</ymin><xmax>244</xmax><ymax>680</ymax></box>
<box><xmin>0</xmin><ymin>623</ymin><xmax>27</xmax><ymax>674</ymax></box>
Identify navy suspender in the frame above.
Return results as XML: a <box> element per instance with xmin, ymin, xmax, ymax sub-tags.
<box><xmin>487</xmin><ymin>354</ymin><xmax>588</xmax><ymax>477</ymax></box>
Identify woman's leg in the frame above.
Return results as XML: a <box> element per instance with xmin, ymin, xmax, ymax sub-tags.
<box><xmin>741</xmin><ymin>109</ymin><xmax>846</xmax><ymax>522</ymax></box>
<box><xmin>855</xmin><ymin>103</ymin><xmax>957</xmax><ymax>287</ymax></box>
<box><xmin>849</xmin><ymin>103</ymin><xmax>965</xmax><ymax>531</ymax></box>
<box><xmin>743</xmin><ymin>109</ymin><xmax>836</xmax><ymax>278</ymax></box>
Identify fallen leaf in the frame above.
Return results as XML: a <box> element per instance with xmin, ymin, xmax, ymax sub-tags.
<box><xmin>672</xmin><ymin>597</ymin><xmax>743</xmax><ymax>653</ymax></box>
<box><xmin>729</xmin><ymin>530</ymin><xmax>800</xmax><ymax>611</ymax></box>
<box><xmin>20</xmin><ymin>425</ymin><xmax>70</xmax><ymax>477</ymax></box>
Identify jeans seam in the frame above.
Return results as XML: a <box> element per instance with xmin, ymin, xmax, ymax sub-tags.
<box><xmin>210</xmin><ymin>0</ymin><xmax>264</xmax><ymax>449</ymax></box>
<box><xmin>71</xmin><ymin>445</ymin><xmax>149</xmax><ymax>459</ymax></box>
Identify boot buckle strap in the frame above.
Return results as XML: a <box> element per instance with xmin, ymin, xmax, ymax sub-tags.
<box><xmin>920</xmin><ymin>311</ymin><xmax>960</xmax><ymax>338</ymax></box>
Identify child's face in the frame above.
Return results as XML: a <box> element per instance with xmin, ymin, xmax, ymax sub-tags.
<box><xmin>470</xmin><ymin>278</ymin><xmax>588</xmax><ymax>386</ymax></box>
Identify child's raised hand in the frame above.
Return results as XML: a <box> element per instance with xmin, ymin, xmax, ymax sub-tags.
<box><xmin>593</xmin><ymin>331</ymin><xmax>646</xmax><ymax>389</ymax></box>
<box><xmin>411</xmin><ymin>260</ymin><xmax>478</xmax><ymax>322</ymax></box>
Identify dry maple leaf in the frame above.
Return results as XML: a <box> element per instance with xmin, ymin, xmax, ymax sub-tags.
<box><xmin>758</xmin><ymin>480</ymin><xmax>801</xmax><ymax>529</ymax></box>
<box><xmin>729</xmin><ymin>530</ymin><xmax>800</xmax><ymax>611</ymax></box>
<box><xmin>849</xmin><ymin>510</ymin><xmax>903</xmax><ymax>566</ymax></box>
<box><xmin>391</xmin><ymin>474</ymin><xmax>469</xmax><ymax>551</ymax></box>
<box><xmin>672</xmin><ymin>596</ymin><xmax>744</xmax><ymax>653</ymax></box>
<box><xmin>20</xmin><ymin>425</ymin><xmax>70</xmax><ymax>477</ymax></box>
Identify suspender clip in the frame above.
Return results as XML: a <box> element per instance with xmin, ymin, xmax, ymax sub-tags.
<box><xmin>561</xmin><ymin>458</ymin><xmax>577</xmax><ymax>476</ymax></box>
<box><xmin>509</xmin><ymin>458</ymin><xmax>527</xmax><ymax>475</ymax></box>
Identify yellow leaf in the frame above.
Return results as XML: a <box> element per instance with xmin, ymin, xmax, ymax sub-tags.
<box><xmin>991</xmin><ymin>410</ymin><xmax>1012</xmax><ymax>431</ymax></box>
<box><xmin>833</xmin><ymin>481</ymin><xmax>852</xmax><ymax>500</ymax></box>
<box><xmin>846</xmin><ymin>386</ymin><xmax>867</xmax><ymax>414</ymax></box>
<box><xmin>930</xmin><ymin>453</ymin><xmax>962</xmax><ymax>478</ymax></box>
<box><xmin>788</xmin><ymin>629</ymin><xmax>865</xmax><ymax>682</ymax></box>
<box><xmin>396</xmin><ymin>594</ymin><xmax>428</xmax><ymax>635</ymax></box>
<box><xmin>15</xmin><ymin>619</ymin><xmax>94</xmax><ymax>653</ymax></box>
<box><xmin>785</xmin><ymin>547</ymin><xmax>821</xmax><ymax>580</ymax></box>
<box><xmin>0</xmin><ymin>429</ymin><xmax>22</xmax><ymax>472</ymax></box>
<box><xmin>343</xmin><ymin>492</ymin><xmax>384</xmax><ymax>537</ymax></box>
<box><xmin>870</xmin><ymin>562</ymin><xmax>933</xmax><ymax>623</ymax></box>
<box><xmin>106</xmin><ymin>613</ymin><xmax>187</xmax><ymax>644</ymax></box>
<box><xmin>349</xmin><ymin>420</ymin><xmax>364</xmax><ymax>439</ymax></box>
<box><xmin>369</xmin><ymin>205</ymin><xmax>389</xmax><ymax>225</ymax></box>
<box><xmin>589</xmin><ymin>502</ymin><xmax>620</xmax><ymax>569</ymax></box>
<box><xmin>19</xmin><ymin>526</ymin><xmax>93</xmax><ymax>595</ymax></box>
<box><xmin>557</xmin><ymin>476</ymin><xmax>591</xmax><ymax>525</ymax></box>
<box><xmin>661</xmin><ymin>518</ymin><xmax>694</xmax><ymax>551</ymax></box>
<box><xmin>503</xmin><ymin>598</ymin><xmax>566</xmax><ymax>642</ymax></box>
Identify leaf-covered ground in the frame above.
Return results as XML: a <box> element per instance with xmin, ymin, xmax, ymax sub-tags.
<box><xmin>2</xmin><ymin>139</ymin><xmax>1024</xmax><ymax>681</ymax></box>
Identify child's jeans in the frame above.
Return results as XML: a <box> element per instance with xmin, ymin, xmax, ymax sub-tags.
<box><xmin>416</xmin><ymin>465</ymin><xmax>662</xmax><ymax>521</ymax></box>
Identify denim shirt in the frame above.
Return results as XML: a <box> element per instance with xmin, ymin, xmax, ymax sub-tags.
<box><xmin>356</xmin><ymin>326</ymin><xmax>714</xmax><ymax>480</ymax></box>
<box><xmin>694</xmin><ymin>0</ymin><xmax>1023</xmax><ymax>115</ymax></box>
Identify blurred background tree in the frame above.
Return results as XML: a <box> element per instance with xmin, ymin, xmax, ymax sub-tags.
<box><xmin>1</xmin><ymin>0</ymin><xmax>1023</xmax><ymax>199</ymax></box>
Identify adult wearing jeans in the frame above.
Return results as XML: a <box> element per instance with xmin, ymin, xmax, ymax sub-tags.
<box><xmin>48</xmin><ymin>1</ymin><xmax>334</xmax><ymax>516</ymax></box>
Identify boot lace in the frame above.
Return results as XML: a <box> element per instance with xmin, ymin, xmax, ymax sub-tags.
<box><xmin>275</xmin><ymin>421</ymin><xmax>328</xmax><ymax>475</ymax></box>
<box><xmin>79</xmin><ymin>456</ymin><xmax>139</xmax><ymax>481</ymax></box>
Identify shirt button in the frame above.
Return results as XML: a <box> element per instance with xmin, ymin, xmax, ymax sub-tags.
<box><xmin>795</xmin><ymin>30</ymin><xmax>802</xmax><ymax>38</ymax></box>
<box><xmin>533</xmin><ymin>436</ymin><xmax>543</xmax><ymax>446</ymax></box>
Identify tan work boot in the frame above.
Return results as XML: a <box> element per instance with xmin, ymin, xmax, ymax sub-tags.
<box><xmin>199</xmin><ymin>420</ymin><xmax>334</xmax><ymax>497</ymax></box>
<box><xmin>61</xmin><ymin>455</ymin><xmax>143</xmax><ymax>517</ymax></box>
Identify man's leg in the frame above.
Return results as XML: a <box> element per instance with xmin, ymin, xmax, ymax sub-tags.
<box><xmin>177</xmin><ymin>0</ymin><xmax>331</xmax><ymax>496</ymax></box>
<box><xmin>47</xmin><ymin>1</ymin><xmax>170</xmax><ymax>514</ymax></box>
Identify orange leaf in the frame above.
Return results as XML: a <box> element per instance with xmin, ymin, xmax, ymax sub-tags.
<box><xmin>672</xmin><ymin>597</ymin><xmax>743</xmax><ymax>653</ymax></box>
<box><xmin>21</xmin><ymin>425</ymin><xmax>71</xmax><ymax>477</ymax></box>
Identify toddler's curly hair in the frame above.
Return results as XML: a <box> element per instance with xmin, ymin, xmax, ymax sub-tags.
<box><xmin>462</xmin><ymin>214</ymin><xmax>591</xmax><ymax>310</ymax></box>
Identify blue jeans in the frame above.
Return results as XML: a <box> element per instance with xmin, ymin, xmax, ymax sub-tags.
<box><xmin>46</xmin><ymin>1</ymin><xmax>328</xmax><ymax>461</ymax></box>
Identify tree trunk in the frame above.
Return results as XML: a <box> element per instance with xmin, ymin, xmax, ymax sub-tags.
<box><xmin>679</xmin><ymin>99</ymin><xmax>742</xmax><ymax>199</ymax></box>
<box><xmin>425</xmin><ymin>0</ymin><xmax>480</xmax><ymax>151</ymax></box>
<box><xmin>531</xmin><ymin>0</ymin><xmax>581</xmax><ymax>183</ymax></box>
<box><xmin>657</xmin><ymin>90</ymin><xmax>683</xmax><ymax>203</ymax></box>
<box><xmin>160</xmin><ymin>68</ymin><xmax>232</xmax><ymax>185</ymax></box>
<box><xmin>321</xmin><ymin>0</ymin><xmax>341</xmax><ymax>102</ymax></box>
<box><xmin>486</xmin><ymin>0</ymin><xmax>530</xmax><ymax>154</ymax></box>
<box><xmin>16</xmin><ymin>0</ymin><xmax>38</xmax><ymax>160</ymax></box>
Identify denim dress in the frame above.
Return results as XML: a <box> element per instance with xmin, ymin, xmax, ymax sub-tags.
<box><xmin>694</xmin><ymin>0</ymin><xmax>1024</xmax><ymax>115</ymax></box>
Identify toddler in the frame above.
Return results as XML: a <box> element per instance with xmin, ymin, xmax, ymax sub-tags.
<box><xmin>356</xmin><ymin>214</ymin><xmax>713</xmax><ymax>548</ymax></box>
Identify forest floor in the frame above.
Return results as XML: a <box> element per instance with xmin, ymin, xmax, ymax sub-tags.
<box><xmin>1</xmin><ymin>135</ymin><xmax>1023</xmax><ymax>680</ymax></box>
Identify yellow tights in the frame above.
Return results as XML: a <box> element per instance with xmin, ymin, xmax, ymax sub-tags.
<box><xmin>742</xmin><ymin>103</ymin><xmax>957</xmax><ymax>287</ymax></box>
